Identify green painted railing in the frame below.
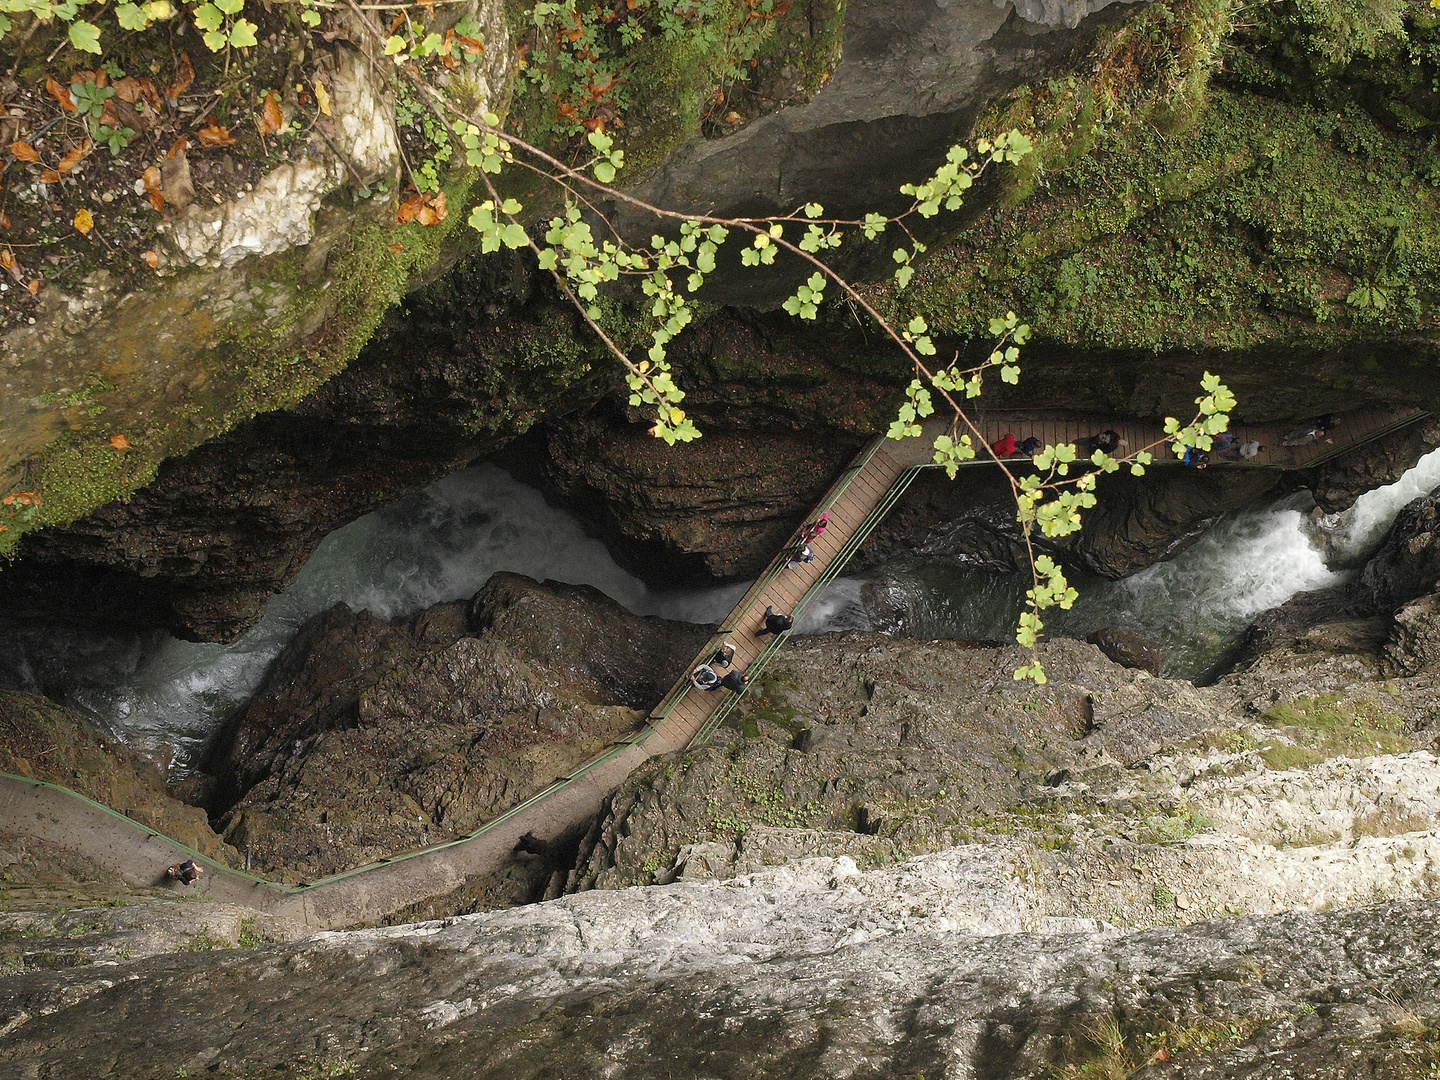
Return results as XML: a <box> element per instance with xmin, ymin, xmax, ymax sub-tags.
<box><xmin>690</xmin><ymin>462</ymin><xmax>930</xmax><ymax>746</ymax></box>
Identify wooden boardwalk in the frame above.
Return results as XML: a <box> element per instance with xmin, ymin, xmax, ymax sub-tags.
<box><xmin>636</xmin><ymin>406</ymin><xmax>1429</xmax><ymax>754</ymax></box>
<box><xmin>0</xmin><ymin>406</ymin><xmax>1425</xmax><ymax>929</ymax></box>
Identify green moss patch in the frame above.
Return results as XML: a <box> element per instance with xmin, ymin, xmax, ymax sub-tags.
<box><xmin>1259</xmin><ymin>693</ymin><xmax>1413</xmax><ymax>767</ymax></box>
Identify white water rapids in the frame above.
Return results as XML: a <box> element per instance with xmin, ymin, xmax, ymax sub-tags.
<box><xmin>3</xmin><ymin>450</ymin><xmax>1439</xmax><ymax>772</ymax></box>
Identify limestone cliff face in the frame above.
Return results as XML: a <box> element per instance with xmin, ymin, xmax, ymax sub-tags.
<box><xmin>1</xmin><ymin>856</ymin><xmax>1437</xmax><ymax>1078</ymax></box>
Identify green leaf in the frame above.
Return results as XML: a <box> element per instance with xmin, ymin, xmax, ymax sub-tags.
<box><xmin>501</xmin><ymin>223</ymin><xmax>528</xmax><ymax>249</ymax></box>
<box><xmin>115</xmin><ymin>3</ymin><xmax>148</xmax><ymax>30</ymax></box>
<box><xmin>215</xmin><ymin>0</ymin><xmax>243</xmax><ymax>13</ymax></box>
<box><xmin>383</xmin><ymin>34</ymin><xmax>406</xmax><ymax>55</ymax></box>
<box><xmin>594</xmin><ymin>161</ymin><xmax>615</xmax><ymax>183</ymax></box>
<box><xmin>202</xmin><ymin>28</ymin><xmax>227</xmax><ymax>51</ymax></box>
<box><xmin>228</xmin><ymin>17</ymin><xmax>257</xmax><ymax>47</ymax></box>
<box><xmin>194</xmin><ymin>3</ymin><xmax>224</xmax><ymax>30</ymax></box>
<box><xmin>68</xmin><ymin>19</ymin><xmax>102</xmax><ymax>52</ymax></box>
<box><xmin>301</xmin><ymin>8</ymin><xmax>322</xmax><ymax>25</ymax></box>
<box><xmin>894</xmin><ymin>265</ymin><xmax>913</xmax><ymax>289</ymax></box>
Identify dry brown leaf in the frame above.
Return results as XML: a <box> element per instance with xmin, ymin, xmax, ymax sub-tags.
<box><xmin>39</xmin><ymin>167</ymin><xmax>60</xmax><ymax>184</ymax></box>
<box><xmin>112</xmin><ymin>76</ymin><xmax>141</xmax><ymax>103</ymax></box>
<box><xmin>98</xmin><ymin>100</ymin><xmax>120</xmax><ymax>130</ymax></box>
<box><xmin>142</xmin><ymin>164</ymin><xmax>165</xmax><ymax>213</ymax></box>
<box><xmin>45</xmin><ymin>77</ymin><xmax>75</xmax><ymax>112</ymax></box>
<box><xmin>109</xmin><ymin>434</ymin><xmax>131</xmax><ymax>450</ymax></box>
<box><xmin>313</xmin><ymin>80</ymin><xmax>331</xmax><ymax>117</ymax></box>
<box><xmin>25</xmin><ymin>278</ymin><xmax>38</xmax><ymax>295</ymax></box>
<box><xmin>73</xmin><ymin>208</ymin><xmax>93</xmax><ymax>235</ymax></box>
<box><xmin>0</xmin><ymin>248</ymin><xmax>17</xmax><ymax>278</ymax></box>
<box><xmin>387</xmin><ymin>242</ymin><xmax>404</xmax><ymax>253</ymax></box>
<box><xmin>455</xmin><ymin>34</ymin><xmax>483</xmax><ymax>54</ymax></box>
<box><xmin>395</xmin><ymin>194</ymin><xmax>421</xmax><ymax>224</ymax></box>
<box><xmin>161</xmin><ymin>145</ymin><xmax>195</xmax><ymax>211</ymax></box>
<box><xmin>141</xmin><ymin>250</ymin><xmax>159</xmax><ymax>269</ymax></box>
<box><xmin>9</xmin><ymin>141</ymin><xmax>39</xmax><ymax>163</ymax></box>
<box><xmin>166</xmin><ymin>53</ymin><xmax>194</xmax><ymax>101</ymax></box>
<box><xmin>196</xmin><ymin>120</ymin><xmax>235</xmax><ymax>148</ymax></box>
<box><xmin>137</xmin><ymin>77</ymin><xmax>163</xmax><ymax>113</ymax></box>
<box><xmin>0</xmin><ymin>212</ymin><xmax>10</xmax><ymax>229</ymax></box>
<box><xmin>56</xmin><ymin>137</ymin><xmax>92</xmax><ymax>175</ymax></box>
<box><xmin>431</xmin><ymin>190</ymin><xmax>447</xmax><ymax>219</ymax></box>
<box><xmin>1</xmin><ymin>490</ymin><xmax>40</xmax><ymax>507</ymax></box>
<box><xmin>166</xmin><ymin>135</ymin><xmax>189</xmax><ymax>159</ymax></box>
<box><xmin>256</xmin><ymin>92</ymin><xmax>283</xmax><ymax>136</ymax></box>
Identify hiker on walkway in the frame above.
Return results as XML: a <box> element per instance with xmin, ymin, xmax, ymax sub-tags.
<box><xmin>1080</xmin><ymin>429</ymin><xmax>1126</xmax><ymax>456</ymax></box>
<box><xmin>719</xmin><ymin>669</ymin><xmax>750</xmax><ymax>694</ymax></box>
<box><xmin>711</xmin><ymin>641</ymin><xmax>736</xmax><ymax>668</ymax></box>
<box><xmin>1183</xmin><ymin>447</ymin><xmax>1210</xmax><ymax>469</ymax></box>
<box><xmin>691</xmin><ymin>663</ymin><xmax>721</xmax><ymax>690</ymax></box>
<box><xmin>1282</xmin><ymin>419</ymin><xmax>1334</xmax><ymax>447</ymax></box>
<box><xmin>1238</xmin><ymin>439</ymin><xmax>1264</xmax><ymax>460</ymax></box>
<box><xmin>166</xmin><ymin>859</ymin><xmax>203</xmax><ymax>885</ymax></box>
<box><xmin>1019</xmin><ymin>436</ymin><xmax>1042</xmax><ymax>457</ymax></box>
<box><xmin>1212</xmin><ymin>432</ymin><xmax>1234</xmax><ymax>455</ymax></box>
<box><xmin>800</xmin><ymin>513</ymin><xmax>829</xmax><ymax>543</ymax></box>
<box><xmin>786</xmin><ymin>544</ymin><xmax>814</xmax><ymax>570</ymax></box>
<box><xmin>990</xmin><ymin>432</ymin><xmax>1016</xmax><ymax>457</ymax></box>
<box><xmin>756</xmin><ymin>606</ymin><xmax>793</xmax><ymax>638</ymax></box>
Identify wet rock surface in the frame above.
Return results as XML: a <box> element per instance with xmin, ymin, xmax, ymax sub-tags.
<box><xmin>1087</xmin><ymin>626</ymin><xmax>1161</xmax><ymax>675</ymax></box>
<box><xmin>201</xmin><ymin>573</ymin><xmax>710</xmax><ymax>885</ymax></box>
<box><xmin>1</xmin><ymin>862</ymin><xmax>1437</xmax><ymax>1078</ymax></box>
<box><xmin>0</xmin><ymin>692</ymin><xmax>231</xmax><ymax>861</ymax></box>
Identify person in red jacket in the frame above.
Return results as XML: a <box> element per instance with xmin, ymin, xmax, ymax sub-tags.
<box><xmin>991</xmin><ymin>433</ymin><xmax>1016</xmax><ymax>457</ymax></box>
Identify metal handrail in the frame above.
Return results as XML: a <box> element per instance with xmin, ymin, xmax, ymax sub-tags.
<box><xmin>691</xmin><ymin>463</ymin><xmax>927</xmax><ymax>746</ymax></box>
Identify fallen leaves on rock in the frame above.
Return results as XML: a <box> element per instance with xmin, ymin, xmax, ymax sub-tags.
<box><xmin>162</xmin><ymin>143</ymin><xmax>196</xmax><ymax>211</ymax></box>
<box><xmin>109</xmin><ymin>434</ymin><xmax>131</xmax><ymax>450</ymax></box>
<box><xmin>9</xmin><ymin>141</ymin><xmax>39</xmax><ymax>163</ymax></box>
<box><xmin>196</xmin><ymin>118</ymin><xmax>235</xmax><ymax>147</ymax></box>
<box><xmin>44</xmin><ymin>77</ymin><xmax>75</xmax><ymax>112</ymax></box>
<box><xmin>396</xmin><ymin>189</ymin><xmax>447</xmax><ymax>226</ymax></box>
<box><xmin>0</xmin><ymin>248</ymin><xmax>23</xmax><ymax>280</ymax></box>
<box><xmin>313</xmin><ymin>80</ymin><xmax>331</xmax><ymax>117</ymax></box>
<box><xmin>142</xmin><ymin>165</ymin><xmax>165</xmax><ymax>212</ymax></box>
<box><xmin>256</xmin><ymin>91</ymin><xmax>283</xmax><ymax>136</ymax></box>
<box><xmin>1</xmin><ymin>491</ymin><xmax>41</xmax><ymax>507</ymax></box>
<box><xmin>165</xmin><ymin>52</ymin><xmax>195</xmax><ymax>102</ymax></box>
<box><xmin>73</xmin><ymin>208</ymin><xmax>94</xmax><ymax>235</ymax></box>
<box><xmin>56</xmin><ymin>138</ymin><xmax>93</xmax><ymax>176</ymax></box>
<box><xmin>141</xmin><ymin>250</ymin><xmax>159</xmax><ymax>269</ymax></box>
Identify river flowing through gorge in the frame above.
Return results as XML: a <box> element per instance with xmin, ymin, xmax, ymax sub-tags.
<box><xmin>4</xmin><ymin>451</ymin><xmax>1440</xmax><ymax>774</ymax></box>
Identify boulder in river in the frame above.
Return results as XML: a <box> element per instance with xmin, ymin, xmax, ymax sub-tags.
<box><xmin>1086</xmin><ymin>626</ymin><xmax>1161</xmax><ymax>675</ymax></box>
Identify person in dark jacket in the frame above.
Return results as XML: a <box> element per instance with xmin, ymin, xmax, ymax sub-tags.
<box><xmin>720</xmin><ymin>669</ymin><xmax>750</xmax><ymax>694</ymax></box>
<box><xmin>756</xmin><ymin>606</ymin><xmax>793</xmax><ymax>637</ymax></box>
<box><xmin>166</xmin><ymin>859</ymin><xmax>203</xmax><ymax>885</ymax></box>
<box><xmin>1019</xmin><ymin>436</ymin><xmax>1042</xmax><ymax>457</ymax></box>
<box><xmin>691</xmin><ymin>664</ymin><xmax>721</xmax><ymax>690</ymax></box>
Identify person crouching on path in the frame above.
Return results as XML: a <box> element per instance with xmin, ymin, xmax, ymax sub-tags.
<box><xmin>166</xmin><ymin>859</ymin><xmax>203</xmax><ymax>886</ymax></box>
<box><xmin>691</xmin><ymin>664</ymin><xmax>721</xmax><ymax>690</ymax></box>
<box><xmin>990</xmin><ymin>433</ymin><xmax>1016</xmax><ymax>458</ymax></box>
<box><xmin>756</xmin><ymin>606</ymin><xmax>793</xmax><ymax>638</ymax></box>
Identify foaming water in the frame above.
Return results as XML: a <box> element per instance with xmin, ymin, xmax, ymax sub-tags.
<box><xmin>9</xmin><ymin>444</ymin><xmax>1440</xmax><ymax>767</ymax></box>
<box><xmin>828</xmin><ymin>494</ymin><xmax>1346</xmax><ymax>680</ymax></box>
<box><xmin>0</xmin><ymin>465</ymin><xmax>743</xmax><ymax>773</ymax></box>
<box><xmin>1331</xmin><ymin>446</ymin><xmax>1440</xmax><ymax>561</ymax></box>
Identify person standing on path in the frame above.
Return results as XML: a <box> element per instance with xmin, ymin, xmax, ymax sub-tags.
<box><xmin>756</xmin><ymin>606</ymin><xmax>793</xmax><ymax>638</ymax></box>
<box><xmin>786</xmin><ymin>544</ymin><xmax>814</xmax><ymax>570</ymax></box>
<box><xmin>800</xmin><ymin>513</ymin><xmax>829</xmax><ymax>543</ymax></box>
<box><xmin>719</xmin><ymin>669</ymin><xmax>750</xmax><ymax>694</ymax></box>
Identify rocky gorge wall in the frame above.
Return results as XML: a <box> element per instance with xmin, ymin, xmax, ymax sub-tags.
<box><xmin>15</xmin><ymin>1</ymin><xmax>1440</xmax><ymax>643</ymax></box>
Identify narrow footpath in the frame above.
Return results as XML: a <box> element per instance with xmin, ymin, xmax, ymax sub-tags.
<box><xmin>0</xmin><ymin>407</ymin><xmax>1425</xmax><ymax>929</ymax></box>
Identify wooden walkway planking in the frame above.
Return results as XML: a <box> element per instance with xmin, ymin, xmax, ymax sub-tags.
<box><xmin>0</xmin><ymin>406</ymin><xmax>1426</xmax><ymax>930</ymax></box>
<box><xmin>637</xmin><ymin>406</ymin><xmax>1429</xmax><ymax>755</ymax></box>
